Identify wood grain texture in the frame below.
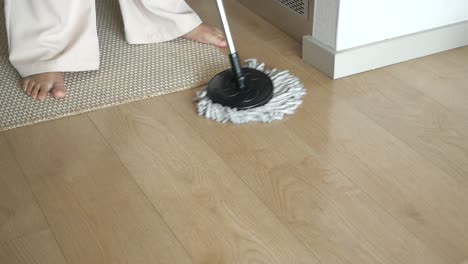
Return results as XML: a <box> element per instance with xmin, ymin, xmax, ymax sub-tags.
<box><xmin>386</xmin><ymin>47</ymin><xmax>468</xmax><ymax>115</ymax></box>
<box><xmin>293</xmin><ymin>75</ymin><xmax>468</xmax><ymax>263</ymax></box>
<box><xmin>302</xmin><ymin>45</ymin><xmax>468</xmax><ymax>262</ymax></box>
<box><xmin>209</xmin><ymin>1</ymin><xmax>468</xmax><ymax>261</ymax></box>
<box><xmin>0</xmin><ymin>134</ymin><xmax>48</xmax><ymax>243</ymax></box>
<box><xmin>188</xmin><ymin>1</ymin><xmax>468</xmax><ymax>263</ymax></box>
<box><xmin>163</xmin><ymin>87</ymin><xmax>446</xmax><ymax>264</ymax></box>
<box><xmin>340</xmin><ymin>69</ymin><xmax>468</xmax><ymax>187</ymax></box>
<box><xmin>1</xmin><ymin>0</ymin><xmax>467</xmax><ymax>263</ymax></box>
<box><xmin>88</xmin><ymin>98</ymin><xmax>319</xmax><ymax>264</ymax></box>
<box><xmin>0</xmin><ymin>230</ymin><xmax>67</xmax><ymax>264</ymax></box>
<box><xmin>5</xmin><ymin>116</ymin><xmax>192</xmax><ymax>264</ymax></box>
<box><xmin>384</xmin><ymin>47</ymin><xmax>468</xmax><ymax>183</ymax></box>
<box><xmin>0</xmin><ymin>134</ymin><xmax>67</xmax><ymax>264</ymax></box>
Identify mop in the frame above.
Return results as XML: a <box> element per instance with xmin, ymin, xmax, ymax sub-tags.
<box><xmin>195</xmin><ymin>0</ymin><xmax>306</xmax><ymax>124</ymax></box>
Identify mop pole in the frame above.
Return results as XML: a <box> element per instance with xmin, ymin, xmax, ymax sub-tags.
<box><xmin>215</xmin><ymin>0</ymin><xmax>246</xmax><ymax>90</ymax></box>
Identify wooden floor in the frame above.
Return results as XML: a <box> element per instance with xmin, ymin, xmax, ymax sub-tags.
<box><xmin>1</xmin><ymin>0</ymin><xmax>468</xmax><ymax>263</ymax></box>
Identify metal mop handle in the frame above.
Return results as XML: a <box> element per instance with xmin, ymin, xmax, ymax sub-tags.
<box><xmin>215</xmin><ymin>0</ymin><xmax>246</xmax><ymax>89</ymax></box>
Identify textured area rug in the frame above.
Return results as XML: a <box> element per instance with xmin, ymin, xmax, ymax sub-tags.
<box><xmin>0</xmin><ymin>0</ymin><xmax>229</xmax><ymax>131</ymax></box>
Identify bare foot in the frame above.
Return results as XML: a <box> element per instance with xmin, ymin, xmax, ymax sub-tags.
<box><xmin>183</xmin><ymin>24</ymin><xmax>227</xmax><ymax>48</ymax></box>
<box><xmin>21</xmin><ymin>72</ymin><xmax>66</xmax><ymax>101</ymax></box>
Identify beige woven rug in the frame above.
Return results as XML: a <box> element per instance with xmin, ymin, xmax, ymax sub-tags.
<box><xmin>0</xmin><ymin>0</ymin><xmax>229</xmax><ymax>131</ymax></box>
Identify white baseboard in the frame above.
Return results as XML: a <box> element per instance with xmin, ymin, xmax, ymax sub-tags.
<box><xmin>302</xmin><ymin>20</ymin><xmax>468</xmax><ymax>79</ymax></box>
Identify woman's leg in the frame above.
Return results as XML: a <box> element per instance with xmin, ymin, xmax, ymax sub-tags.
<box><xmin>117</xmin><ymin>0</ymin><xmax>226</xmax><ymax>47</ymax></box>
<box><xmin>4</xmin><ymin>0</ymin><xmax>100</xmax><ymax>100</ymax></box>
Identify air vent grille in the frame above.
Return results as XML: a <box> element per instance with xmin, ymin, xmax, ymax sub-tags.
<box><xmin>276</xmin><ymin>0</ymin><xmax>307</xmax><ymax>15</ymax></box>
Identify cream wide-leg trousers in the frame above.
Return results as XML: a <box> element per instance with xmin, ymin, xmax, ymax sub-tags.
<box><xmin>4</xmin><ymin>0</ymin><xmax>202</xmax><ymax>77</ymax></box>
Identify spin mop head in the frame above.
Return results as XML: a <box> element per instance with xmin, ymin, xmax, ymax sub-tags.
<box><xmin>195</xmin><ymin>59</ymin><xmax>306</xmax><ymax>124</ymax></box>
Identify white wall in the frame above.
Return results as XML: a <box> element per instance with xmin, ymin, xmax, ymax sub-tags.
<box><xmin>312</xmin><ymin>0</ymin><xmax>340</xmax><ymax>49</ymax></box>
<box><xmin>313</xmin><ymin>0</ymin><xmax>468</xmax><ymax>51</ymax></box>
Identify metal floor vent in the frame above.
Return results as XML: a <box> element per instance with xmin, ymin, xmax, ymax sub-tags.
<box><xmin>276</xmin><ymin>0</ymin><xmax>307</xmax><ymax>15</ymax></box>
<box><xmin>238</xmin><ymin>0</ymin><xmax>313</xmax><ymax>41</ymax></box>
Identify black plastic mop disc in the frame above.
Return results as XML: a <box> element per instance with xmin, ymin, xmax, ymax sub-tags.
<box><xmin>206</xmin><ymin>67</ymin><xmax>274</xmax><ymax>110</ymax></box>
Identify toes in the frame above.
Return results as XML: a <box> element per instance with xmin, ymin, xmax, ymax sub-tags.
<box><xmin>218</xmin><ymin>37</ymin><xmax>227</xmax><ymax>47</ymax></box>
<box><xmin>51</xmin><ymin>84</ymin><xmax>66</xmax><ymax>99</ymax></box>
<box><xmin>216</xmin><ymin>31</ymin><xmax>225</xmax><ymax>39</ymax></box>
<box><xmin>208</xmin><ymin>27</ymin><xmax>227</xmax><ymax>47</ymax></box>
<box><xmin>26</xmin><ymin>82</ymin><xmax>36</xmax><ymax>96</ymax></box>
<box><xmin>30</xmin><ymin>84</ymin><xmax>41</xmax><ymax>99</ymax></box>
<box><xmin>212</xmin><ymin>35</ymin><xmax>227</xmax><ymax>47</ymax></box>
<box><xmin>21</xmin><ymin>73</ymin><xmax>65</xmax><ymax>100</ymax></box>
<box><xmin>184</xmin><ymin>24</ymin><xmax>227</xmax><ymax>47</ymax></box>
<box><xmin>22</xmin><ymin>79</ymin><xmax>30</xmax><ymax>92</ymax></box>
<box><xmin>214</xmin><ymin>27</ymin><xmax>225</xmax><ymax>37</ymax></box>
<box><xmin>37</xmin><ymin>86</ymin><xmax>49</xmax><ymax>101</ymax></box>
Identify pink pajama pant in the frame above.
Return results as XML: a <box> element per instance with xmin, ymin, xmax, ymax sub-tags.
<box><xmin>3</xmin><ymin>0</ymin><xmax>202</xmax><ymax>77</ymax></box>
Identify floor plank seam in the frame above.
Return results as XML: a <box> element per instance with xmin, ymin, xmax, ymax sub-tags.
<box><xmin>297</xmin><ymin>81</ymin><xmax>461</xmax><ymax>263</ymax></box>
<box><xmin>3</xmin><ymin>133</ymin><xmax>72</xmax><ymax>264</ymax></box>
<box><xmin>85</xmin><ymin>111</ymin><xmax>195</xmax><ymax>264</ymax></box>
<box><xmin>160</xmin><ymin>95</ymin><xmax>326</xmax><ymax>264</ymax></box>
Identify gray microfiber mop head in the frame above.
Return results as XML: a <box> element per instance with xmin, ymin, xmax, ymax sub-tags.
<box><xmin>195</xmin><ymin>59</ymin><xmax>306</xmax><ymax>124</ymax></box>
